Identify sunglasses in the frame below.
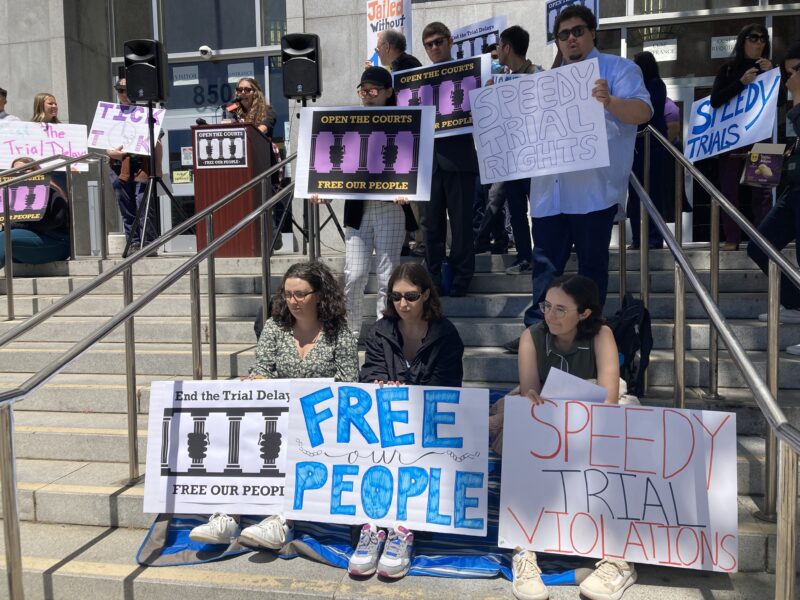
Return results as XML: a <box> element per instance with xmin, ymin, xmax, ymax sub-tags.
<box><xmin>358</xmin><ymin>87</ymin><xmax>385</xmax><ymax>98</ymax></box>
<box><xmin>746</xmin><ymin>34</ymin><xmax>768</xmax><ymax>43</ymax></box>
<box><xmin>424</xmin><ymin>37</ymin><xmax>448</xmax><ymax>50</ymax></box>
<box><xmin>115</xmin><ymin>87</ymin><xmax>127</xmax><ymax>93</ymax></box>
<box><xmin>389</xmin><ymin>291</ymin><xmax>423</xmax><ymax>303</ymax></box>
<box><xmin>557</xmin><ymin>25</ymin><xmax>589</xmax><ymax>42</ymax></box>
<box><xmin>283</xmin><ymin>290</ymin><xmax>315</xmax><ymax>301</ymax></box>
<box><xmin>236</xmin><ymin>87</ymin><xmax>255</xmax><ymax>93</ymax></box>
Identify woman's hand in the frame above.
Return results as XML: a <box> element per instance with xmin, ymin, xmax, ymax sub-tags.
<box><xmin>524</xmin><ymin>389</ymin><xmax>546</xmax><ymax>406</ymax></box>
<box><xmin>393</xmin><ymin>196</ymin><xmax>410</xmax><ymax>205</ymax></box>
<box><xmin>756</xmin><ymin>57</ymin><xmax>773</xmax><ymax>72</ymax></box>
<box><xmin>373</xmin><ymin>380</ymin><xmax>402</xmax><ymax>386</ymax></box>
<box><xmin>309</xmin><ymin>193</ymin><xmax>326</xmax><ymax>205</ymax></box>
<box><xmin>106</xmin><ymin>145</ymin><xmax>125</xmax><ymax>161</ymax></box>
<box><xmin>740</xmin><ymin>67</ymin><xmax>759</xmax><ymax>85</ymax></box>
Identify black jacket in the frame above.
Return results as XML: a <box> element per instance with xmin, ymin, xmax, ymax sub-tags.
<box><xmin>392</xmin><ymin>53</ymin><xmax>422</xmax><ymax>72</ymax></box>
<box><xmin>359</xmin><ymin>316</ymin><xmax>464</xmax><ymax>387</ymax></box>
<box><xmin>710</xmin><ymin>59</ymin><xmax>760</xmax><ymax>108</ymax></box>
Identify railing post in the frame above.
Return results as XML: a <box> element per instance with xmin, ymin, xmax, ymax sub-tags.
<box><xmin>674</xmin><ymin>157</ymin><xmax>685</xmax><ymax>408</ymax></box>
<box><xmin>65</xmin><ymin>167</ymin><xmax>77</xmax><ymax>260</ymax></box>
<box><xmin>205</xmin><ymin>215</ymin><xmax>217</xmax><ymax>380</ymax></box>
<box><xmin>3</xmin><ymin>186</ymin><xmax>14</xmax><ymax>321</ymax></box>
<box><xmin>0</xmin><ymin>404</ymin><xmax>24</xmax><ymax>600</ymax></box>
<box><xmin>313</xmin><ymin>201</ymin><xmax>322</xmax><ymax>258</ymax></box>
<box><xmin>618</xmin><ymin>220</ymin><xmax>626</xmax><ymax>302</ymax></box>
<box><xmin>774</xmin><ymin>443</ymin><xmax>798</xmax><ymax>600</ymax></box>
<box><xmin>639</xmin><ymin>131</ymin><xmax>651</xmax><ymax>395</ymax></box>
<box><xmin>123</xmin><ymin>267</ymin><xmax>139</xmax><ymax>482</ymax></box>
<box><xmin>706</xmin><ymin>194</ymin><xmax>722</xmax><ymax>400</ymax></box>
<box><xmin>260</xmin><ymin>180</ymin><xmax>273</xmax><ymax>332</ymax></box>
<box><xmin>98</xmin><ymin>159</ymin><xmax>108</xmax><ymax>259</ymax></box>
<box><xmin>190</xmin><ymin>265</ymin><xmax>203</xmax><ymax>380</ymax></box>
<box><xmin>306</xmin><ymin>197</ymin><xmax>316</xmax><ymax>261</ymax></box>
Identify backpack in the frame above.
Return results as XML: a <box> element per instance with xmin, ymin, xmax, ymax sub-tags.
<box><xmin>607</xmin><ymin>294</ymin><xmax>652</xmax><ymax>398</ymax></box>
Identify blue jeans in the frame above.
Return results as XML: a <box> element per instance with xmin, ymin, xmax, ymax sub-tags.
<box><xmin>523</xmin><ymin>204</ymin><xmax>617</xmax><ymax>326</ymax></box>
<box><xmin>747</xmin><ymin>187</ymin><xmax>800</xmax><ymax>310</ymax></box>
<box><xmin>0</xmin><ymin>228</ymin><xmax>70</xmax><ymax>269</ymax></box>
<box><xmin>110</xmin><ymin>170</ymin><xmax>156</xmax><ymax>244</ymax></box>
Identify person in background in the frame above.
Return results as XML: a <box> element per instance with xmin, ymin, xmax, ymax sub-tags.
<box><xmin>31</xmin><ymin>93</ymin><xmax>60</xmax><ymax>123</ymax></box>
<box><xmin>0</xmin><ymin>157</ymin><xmax>70</xmax><ymax>269</ymax></box>
<box><xmin>748</xmin><ymin>43</ymin><xmax>800</xmax><ymax>347</ymax></box>
<box><xmin>711</xmin><ymin>23</ymin><xmax>774</xmax><ymax>251</ymax></box>
<box><xmin>373</xmin><ymin>29</ymin><xmax>422</xmax><ymax>72</ymax></box>
<box><xmin>353</xmin><ymin>262</ymin><xmax>464</xmax><ymax>579</ymax></box>
<box><xmin>0</xmin><ymin>87</ymin><xmax>20</xmax><ymax>121</ymax></box>
<box><xmin>189</xmin><ymin>261</ymin><xmax>358</xmax><ymax>547</ymax></box>
<box><xmin>664</xmin><ymin>97</ymin><xmax>681</xmax><ymax>146</ymax></box>
<box><xmin>627</xmin><ymin>51</ymin><xmax>668</xmax><ymax>250</ymax></box>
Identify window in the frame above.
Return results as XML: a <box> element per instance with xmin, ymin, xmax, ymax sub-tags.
<box><xmin>112</xmin><ymin>0</ymin><xmax>153</xmax><ymax>56</ymax></box>
<box><xmin>634</xmin><ymin>0</ymin><xmax>757</xmax><ymax>15</ymax></box>
<box><xmin>262</xmin><ymin>0</ymin><xmax>287</xmax><ymax>47</ymax></box>
<box><xmin>164</xmin><ymin>0</ymin><xmax>257</xmax><ymax>53</ymax></box>
<box><xmin>166</xmin><ymin>58</ymin><xmax>266</xmax><ymax>110</ymax></box>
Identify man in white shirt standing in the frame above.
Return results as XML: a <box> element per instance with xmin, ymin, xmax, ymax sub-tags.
<box><xmin>0</xmin><ymin>88</ymin><xmax>21</xmax><ymax>121</ymax></box>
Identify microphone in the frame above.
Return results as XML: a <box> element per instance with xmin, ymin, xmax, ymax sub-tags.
<box><xmin>196</xmin><ymin>118</ymin><xmax>208</xmax><ymax>125</ymax></box>
<box><xmin>224</xmin><ymin>96</ymin><xmax>244</xmax><ymax>113</ymax></box>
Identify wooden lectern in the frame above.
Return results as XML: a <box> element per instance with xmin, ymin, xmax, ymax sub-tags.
<box><xmin>192</xmin><ymin>123</ymin><xmax>272</xmax><ymax>257</ymax></box>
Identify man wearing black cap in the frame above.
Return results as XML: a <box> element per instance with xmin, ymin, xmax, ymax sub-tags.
<box><xmin>0</xmin><ymin>88</ymin><xmax>20</xmax><ymax>121</ymax></box>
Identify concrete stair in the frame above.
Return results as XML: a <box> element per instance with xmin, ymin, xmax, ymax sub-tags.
<box><xmin>0</xmin><ymin>247</ymin><xmax>797</xmax><ymax>598</ymax></box>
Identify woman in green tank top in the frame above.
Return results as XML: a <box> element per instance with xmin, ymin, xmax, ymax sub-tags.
<box><xmin>518</xmin><ymin>274</ymin><xmax>620</xmax><ymax>405</ymax></box>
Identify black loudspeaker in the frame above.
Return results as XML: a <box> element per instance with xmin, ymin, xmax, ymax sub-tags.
<box><xmin>281</xmin><ymin>33</ymin><xmax>322</xmax><ymax>99</ymax></box>
<box><xmin>123</xmin><ymin>39</ymin><xmax>169</xmax><ymax>103</ymax></box>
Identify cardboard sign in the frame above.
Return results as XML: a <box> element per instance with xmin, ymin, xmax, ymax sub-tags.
<box><xmin>394</xmin><ymin>55</ymin><xmax>492</xmax><ymax>138</ymax></box>
<box><xmin>284</xmin><ymin>382</ymin><xmax>490</xmax><ymax>535</ymax></box>
<box><xmin>295</xmin><ymin>106</ymin><xmax>434</xmax><ymax>200</ymax></box>
<box><xmin>0</xmin><ymin>174</ymin><xmax>50</xmax><ymax>223</ymax></box>
<box><xmin>87</xmin><ymin>102</ymin><xmax>166</xmax><ymax>156</ymax></box>
<box><xmin>143</xmin><ymin>380</ymin><xmax>292</xmax><ymax>515</ymax></box>
<box><xmin>740</xmin><ymin>142</ymin><xmax>786</xmax><ymax>188</ymax></box>
<box><xmin>366</xmin><ymin>0</ymin><xmax>413</xmax><ymax>66</ymax></box>
<box><xmin>0</xmin><ymin>121</ymin><xmax>88</xmax><ymax>172</ymax></box>
<box><xmin>469</xmin><ymin>58</ymin><xmax>609</xmax><ymax>183</ymax></box>
<box><xmin>195</xmin><ymin>128</ymin><xmax>248</xmax><ymax>169</ymax></box>
<box><xmin>685</xmin><ymin>68</ymin><xmax>781</xmax><ymax>163</ymax></box>
<box><xmin>498</xmin><ymin>396</ymin><xmax>739</xmax><ymax>572</ymax></box>
<box><xmin>451</xmin><ymin>16</ymin><xmax>507</xmax><ymax>60</ymax></box>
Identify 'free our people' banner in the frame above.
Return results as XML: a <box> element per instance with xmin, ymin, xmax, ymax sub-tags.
<box><xmin>498</xmin><ymin>396</ymin><xmax>738</xmax><ymax>572</ymax></box>
<box><xmin>284</xmin><ymin>382</ymin><xmax>489</xmax><ymax>535</ymax></box>
<box><xmin>684</xmin><ymin>68</ymin><xmax>781</xmax><ymax>163</ymax></box>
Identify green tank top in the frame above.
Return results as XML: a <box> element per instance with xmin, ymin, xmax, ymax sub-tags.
<box><xmin>529</xmin><ymin>321</ymin><xmax>597</xmax><ymax>384</ymax></box>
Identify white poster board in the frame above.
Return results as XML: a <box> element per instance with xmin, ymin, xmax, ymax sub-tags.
<box><xmin>684</xmin><ymin>68</ymin><xmax>781</xmax><ymax>163</ymax></box>
<box><xmin>143</xmin><ymin>379</ymin><xmax>294</xmax><ymax>515</ymax></box>
<box><xmin>366</xmin><ymin>0</ymin><xmax>413</xmax><ymax>66</ymax></box>
<box><xmin>451</xmin><ymin>16</ymin><xmax>507</xmax><ymax>60</ymax></box>
<box><xmin>0</xmin><ymin>121</ymin><xmax>89</xmax><ymax>171</ymax></box>
<box><xmin>284</xmin><ymin>382</ymin><xmax>490</xmax><ymax>535</ymax></box>
<box><xmin>469</xmin><ymin>58</ymin><xmax>609</xmax><ymax>183</ymax></box>
<box><xmin>87</xmin><ymin>102</ymin><xmax>165</xmax><ymax>156</ymax></box>
<box><xmin>499</xmin><ymin>396</ymin><xmax>739</xmax><ymax>572</ymax></box>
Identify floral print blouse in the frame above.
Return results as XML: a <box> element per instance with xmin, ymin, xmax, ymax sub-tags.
<box><xmin>249</xmin><ymin>318</ymin><xmax>359</xmax><ymax>382</ymax></box>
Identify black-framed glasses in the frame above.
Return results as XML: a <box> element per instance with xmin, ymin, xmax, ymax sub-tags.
<box><xmin>236</xmin><ymin>87</ymin><xmax>255</xmax><ymax>93</ymax></box>
<box><xmin>424</xmin><ymin>37</ymin><xmax>448</xmax><ymax>49</ymax></box>
<box><xmin>283</xmin><ymin>290</ymin><xmax>316</xmax><ymax>301</ymax></box>
<box><xmin>539</xmin><ymin>301</ymin><xmax>575</xmax><ymax>318</ymax></box>
<box><xmin>556</xmin><ymin>25</ymin><xmax>588</xmax><ymax>42</ymax></box>
<box><xmin>746</xmin><ymin>34</ymin><xmax>768</xmax><ymax>43</ymax></box>
<box><xmin>358</xmin><ymin>87</ymin><xmax>385</xmax><ymax>98</ymax></box>
<box><xmin>389</xmin><ymin>291</ymin><xmax>422</xmax><ymax>303</ymax></box>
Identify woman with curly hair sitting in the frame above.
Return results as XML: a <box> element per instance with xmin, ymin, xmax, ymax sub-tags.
<box><xmin>189</xmin><ymin>260</ymin><xmax>358</xmax><ymax>547</ymax></box>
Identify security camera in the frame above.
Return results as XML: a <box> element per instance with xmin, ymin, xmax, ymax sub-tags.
<box><xmin>199</xmin><ymin>45</ymin><xmax>214</xmax><ymax>59</ymax></box>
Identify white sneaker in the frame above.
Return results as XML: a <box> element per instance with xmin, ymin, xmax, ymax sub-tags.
<box><xmin>579</xmin><ymin>558</ymin><xmax>637</xmax><ymax>600</ymax></box>
<box><xmin>188</xmin><ymin>513</ymin><xmax>240</xmax><ymax>544</ymax></box>
<box><xmin>786</xmin><ymin>343</ymin><xmax>800</xmax><ymax>356</ymax></box>
<box><xmin>758</xmin><ymin>308</ymin><xmax>800</xmax><ymax>323</ymax></box>
<box><xmin>511</xmin><ymin>548</ymin><xmax>548</xmax><ymax>600</ymax></box>
<box><xmin>238</xmin><ymin>514</ymin><xmax>294</xmax><ymax>550</ymax></box>
<box><xmin>348</xmin><ymin>523</ymin><xmax>385</xmax><ymax>576</ymax></box>
<box><xmin>377</xmin><ymin>524</ymin><xmax>413</xmax><ymax>579</ymax></box>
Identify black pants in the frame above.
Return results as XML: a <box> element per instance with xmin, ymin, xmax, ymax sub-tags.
<box><xmin>424</xmin><ymin>169</ymin><xmax>476</xmax><ymax>291</ymax></box>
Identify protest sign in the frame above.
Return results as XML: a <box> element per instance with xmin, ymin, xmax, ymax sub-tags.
<box><xmin>394</xmin><ymin>56</ymin><xmax>491</xmax><ymax>138</ymax></box>
<box><xmin>195</xmin><ymin>127</ymin><xmax>248</xmax><ymax>169</ymax></box>
<box><xmin>0</xmin><ymin>121</ymin><xmax>88</xmax><ymax>172</ymax></box>
<box><xmin>87</xmin><ymin>101</ymin><xmax>165</xmax><ymax>156</ymax></box>
<box><xmin>498</xmin><ymin>396</ymin><xmax>738</xmax><ymax>572</ymax></box>
<box><xmin>143</xmin><ymin>379</ymin><xmax>292</xmax><ymax>515</ymax></box>
<box><xmin>469</xmin><ymin>58</ymin><xmax>609</xmax><ymax>183</ymax></box>
<box><xmin>294</xmin><ymin>106</ymin><xmax>435</xmax><ymax>200</ymax></box>
<box><xmin>0</xmin><ymin>174</ymin><xmax>50</xmax><ymax>224</ymax></box>
<box><xmin>284</xmin><ymin>382</ymin><xmax>489</xmax><ymax>535</ymax></box>
<box><xmin>684</xmin><ymin>67</ymin><xmax>781</xmax><ymax>163</ymax></box>
<box><xmin>366</xmin><ymin>0</ymin><xmax>413</xmax><ymax>66</ymax></box>
<box><xmin>546</xmin><ymin>0</ymin><xmax>600</xmax><ymax>44</ymax></box>
<box><xmin>451</xmin><ymin>16</ymin><xmax>507</xmax><ymax>60</ymax></box>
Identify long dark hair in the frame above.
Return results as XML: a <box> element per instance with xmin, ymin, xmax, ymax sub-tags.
<box><xmin>634</xmin><ymin>51</ymin><xmax>661</xmax><ymax>82</ymax></box>
<box><xmin>544</xmin><ymin>274</ymin><xmax>604</xmax><ymax>340</ymax></box>
<box><xmin>383</xmin><ymin>262</ymin><xmax>443</xmax><ymax>321</ymax></box>
<box><xmin>729</xmin><ymin>23</ymin><xmax>771</xmax><ymax>69</ymax></box>
<box><xmin>271</xmin><ymin>261</ymin><xmax>348</xmax><ymax>336</ymax></box>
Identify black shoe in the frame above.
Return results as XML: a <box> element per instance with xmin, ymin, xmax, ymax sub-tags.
<box><xmin>401</xmin><ymin>244</ymin><xmax>411</xmax><ymax>256</ymax></box>
<box><xmin>474</xmin><ymin>242</ymin><xmax>492</xmax><ymax>255</ymax></box>
<box><xmin>503</xmin><ymin>337</ymin><xmax>520</xmax><ymax>353</ymax></box>
<box><xmin>490</xmin><ymin>244</ymin><xmax>509</xmax><ymax>255</ymax></box>
<box><xmin>411</xmin><ymin>245</ymin><xmax>426</xmax><ymax>258</ymax></box>
<box><xmin>627</xmin><ymin>242</ymin><xmax>640</xmax><ymax>250</ymax></box>
<box><xmin>450</xmin><ymin>287</ymin><xmax>467</xmax><ymax>297</ymax></box>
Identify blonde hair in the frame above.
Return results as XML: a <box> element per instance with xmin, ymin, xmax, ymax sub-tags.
<box><xmin>233</xmin><ymin>78</ymin><xmax>268</xmax><ymax>127</ymax></box>
<box><xmin>31</xmin><ymin>93</ymin><xmax>59</xmax><ymax>123</ymax></box>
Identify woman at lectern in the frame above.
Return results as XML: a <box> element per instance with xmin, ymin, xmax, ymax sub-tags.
<box><xmin>227</xmin><ymin>77</ymin><xmax>276</xmax><ymax>136</ymax></box>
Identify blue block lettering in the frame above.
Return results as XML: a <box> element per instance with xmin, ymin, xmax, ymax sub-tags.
<box><xmin>361</xmin><ymin>465</ymin><xmax>393</xmax><ymax>519</ymax></box>
<box><xmin>376</xmin><ymin>386</ymin><xmax>414</xmax><ymax>448</ymax></box>
<box><xmin>337</xmin><ymin>386</ymin><xmax>379</xmax><ymax>444</ymax></box>
<box><xmin>426</xmin><ymin>468</ymin><xmax>451</xmax><ymax>525</ymax></box>
<box><xmin>293</xmin><ymin>461</ymin><xmax>328</xmax><ymax>510</ymax></box>
<box><xmin>300</xmin><ymin>387</ymin><xmax>334</xmax><ymax>447</ymax></box>
<box><xmin>331</xmin><ymin>464</ymin><xmax>358</xmax><ymax>515</ymax></box>
<box><xmin>396</xmin><ymin>466</ymin><xmax>429</xmax><ymax>520</ymax></box>
<box><xmin>454</xmin><ymin>471</ymin><xmax>485</xmax><ymax>530</ymax></box>
<box><xmin>422</xmin><ymin>390</ymin><xmax>463</xmax><ymax>448</ymax></box>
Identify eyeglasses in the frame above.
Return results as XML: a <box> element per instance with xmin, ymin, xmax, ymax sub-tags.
<box><xmin>283</xmin><ymin>290</ymin><xmax>316</xmax><ymax>301</ymax></box>
<box><xmin>358</xmin><ymin>87</ymin><xmax>385</xmax><ymax>98</ymax></box>
<box><xmin>115</xmin><ymin>87</ymin><xmax>127</xmax><ymax>93</ymax></box>
<box><xmin>746</xmin><ymin>34</ymin><xmax>768</xmax><ymax>43</ymax></box>
<box><xmin>539</xmin><ymin>301</ymin><xmax>576</xmax><ymax>318</ymax></box>
<box><xmin>236</xmin><ymin>87</ymin><xmax>255</xmax><ymax>93</ymax></box>
<box><xmin>424</xmin><ymin>37</ymin><xmax>448</xmax><ymax>50</ymax></box>
<box><xmin>556</xmin><ymin>25</ymin><xmax>588</xmax><ymax>42</ymax></box>
<box><xmin>389</xmin><ymin>291</ymin><xmax>422</xmax><ymax>303</ymax></box>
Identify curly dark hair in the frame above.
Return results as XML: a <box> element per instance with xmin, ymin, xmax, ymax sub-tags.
<box><xmin>271</xmin><ymin>261</ymin><xmax>348</xmax><ymax>336</ymax></box>
<box><xmin>553</xmin><ymin>5</ymin><xmax>597</xmax><ymax>40</ymax></box>
<box><xmin>543</xmin><ymin>274</ymin><xmax>604</xmax><ymax>340</ymax></box>
<box><xmin>382</xmin><ymin>262</ymin><xmax>443</xmax><ymax>321</ymax></box>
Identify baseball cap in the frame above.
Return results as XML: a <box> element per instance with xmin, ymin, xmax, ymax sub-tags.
<box><xmin>358</xmin><ymin>66</ymin><xmax>392</xmax><ymax>89</ymax></box>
